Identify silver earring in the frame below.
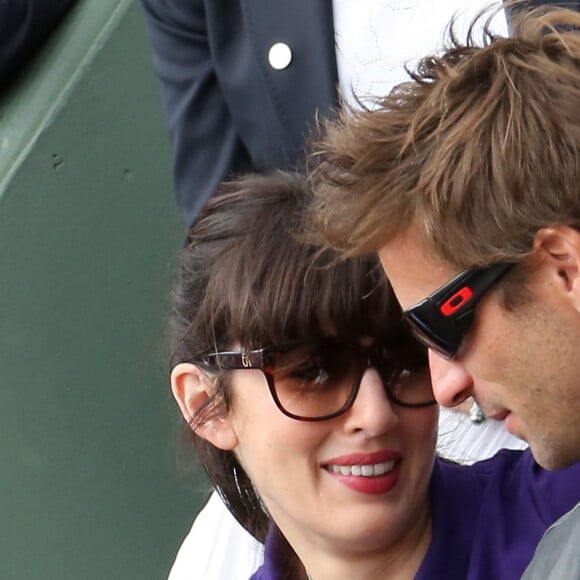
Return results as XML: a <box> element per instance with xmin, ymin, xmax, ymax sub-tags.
<box><xmin>469</xmin><ymin>401</ymin><xmax>486</xmax><ymax>424</ymax></box>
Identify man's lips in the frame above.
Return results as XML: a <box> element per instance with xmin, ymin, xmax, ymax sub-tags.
<box><xmin>484</xmin><ymin>409</ymin><xmax>521</xmax><ymax>437</ymax></box>
<box><xmin>486</xmin><ymin>409</ymin><xmax>510</xmax><ymax>421</ymax></box>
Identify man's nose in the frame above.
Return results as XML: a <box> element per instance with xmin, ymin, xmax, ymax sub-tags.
<box><xmin>428</xmin><ymin>350</ymin><xmax>474</xmax><ymax>408</ymax></box>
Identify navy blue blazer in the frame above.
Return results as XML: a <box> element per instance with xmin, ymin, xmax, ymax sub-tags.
<box><xmin>141</xmin><ymin>0</ymin><xmax>577</xmax><ymax>225</ymax></box>
<box><xmin>0</xmin><ymin>0</ymin><xmax>78</xmax><ymax>88</ymax></box>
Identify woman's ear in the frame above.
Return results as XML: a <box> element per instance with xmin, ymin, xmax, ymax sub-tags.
<box><xmin>170</xmin><ymin>363</ymin><xmax>238</xmax><ymax>450</ymax></box>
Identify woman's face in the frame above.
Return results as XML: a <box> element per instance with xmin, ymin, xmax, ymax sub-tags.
<box><xmin>223</xmin><ymin>345</ymin><xmax>439</xmax><ymax>559</ymax></box>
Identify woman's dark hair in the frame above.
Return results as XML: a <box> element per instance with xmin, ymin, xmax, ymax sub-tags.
<box><xmin>169</xmin><ymin>171</ymin><xmax>411</xmax><ymax>573</ymax></box>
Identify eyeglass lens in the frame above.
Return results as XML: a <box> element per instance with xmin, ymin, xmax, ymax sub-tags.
<box><xmin>264</xmin><ymin>341</ymin><xmax>433</xmax><ymax>419</ymax></box>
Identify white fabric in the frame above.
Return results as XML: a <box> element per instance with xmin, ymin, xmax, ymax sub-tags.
<box><xmin>167</xmin><ymin>491</ymin><xmax>264</xmax><ymax>580</ymax></box>
<box><xmin>437</xmin><ymin>407</ymin><xmax>528</xmax><ymax>465</ymax></box>
<box><xmin>333</xmin><ymin>0</ymin><xmax>508</xmax><ymax>108</ymax></box>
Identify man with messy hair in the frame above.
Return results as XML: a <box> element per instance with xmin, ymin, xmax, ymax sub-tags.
<box><xmin>311</xmin><ymin>5</ymin><xmax>580</xmax><ymax>578</ymax></box>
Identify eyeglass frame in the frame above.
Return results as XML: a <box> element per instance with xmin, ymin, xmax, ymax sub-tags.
<box><xmin>197</xmin><ymin>336</ymin><xmax>436</xmax><ymax>422</ymax></box>
<box><xmin>403</xmin><ymin>262</ymin><xmax>513</xmax><ymax>360</ymax></box>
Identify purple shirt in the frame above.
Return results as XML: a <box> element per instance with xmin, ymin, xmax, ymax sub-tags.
<box><xmin>251</xmin><ymin>450</ymin><xmax>580</xmax><ymax>579</ymax></box>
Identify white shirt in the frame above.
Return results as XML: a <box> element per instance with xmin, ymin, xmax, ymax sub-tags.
<box><xmin>333</xmin><ymin>0</ymin><xmax>508</xmax><ymax>108</ymax></box>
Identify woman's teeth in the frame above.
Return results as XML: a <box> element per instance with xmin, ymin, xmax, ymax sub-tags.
<box><xmin>328</xmin><ymin>460</ymin><xmax>395</xmax><ymax>477</ymax></box>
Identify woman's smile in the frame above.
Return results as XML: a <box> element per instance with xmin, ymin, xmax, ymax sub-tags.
<box><xmin>322</xmin><ymin>450</ymin><xmax>401</xmax><ymax>494</ymax></box>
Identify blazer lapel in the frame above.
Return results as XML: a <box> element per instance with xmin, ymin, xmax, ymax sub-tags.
<box><xmin>241</xmin><ymin>0</ymin><xmax>339</xmax><ymax>151</ymax></box>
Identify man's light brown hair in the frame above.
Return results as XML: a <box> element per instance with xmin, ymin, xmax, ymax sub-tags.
<box><xmin>311</xmin><ymin>4</ymin><xmax>580</xmax><ymax>269</ymax></box>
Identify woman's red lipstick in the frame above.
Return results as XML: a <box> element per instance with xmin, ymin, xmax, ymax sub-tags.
<box><xmin>323</xmin><ymin>451</ymin><xmax>401</xmax><ymax>495</ymax></box>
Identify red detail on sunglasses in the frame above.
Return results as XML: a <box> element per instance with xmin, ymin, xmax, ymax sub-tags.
<box><xmin>440</xmin><ymin>287</ymin><xmax>474</xmax><ymax>316</ymax></box>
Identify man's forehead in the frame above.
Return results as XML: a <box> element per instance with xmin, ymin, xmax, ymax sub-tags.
<box><xmin>377</xmin><ymin>227</ymin><xmax>457</xmax><ymax>309</ymax></box>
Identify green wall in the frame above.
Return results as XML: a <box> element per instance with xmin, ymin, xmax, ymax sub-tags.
<box><xmin>0</xmin><ymin>2</ymin><xmax>206</xmax><ymax>578</ymax></box>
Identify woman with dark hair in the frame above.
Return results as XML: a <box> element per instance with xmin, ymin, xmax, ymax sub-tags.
<box><xmin>168</xmin><ymin>172</ymin><xmax>579</xmax><ymax>580</ymax></box>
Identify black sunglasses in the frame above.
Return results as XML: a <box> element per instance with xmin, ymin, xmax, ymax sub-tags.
<box><xmin>403</xmin><ymin>262</ymin><xmax>513</xmax><ymax>359</ymax></box>
<box><xmin>198</xmin><ymin>336</ymin><xmax>435</xmax><ymax>422</ymax></box>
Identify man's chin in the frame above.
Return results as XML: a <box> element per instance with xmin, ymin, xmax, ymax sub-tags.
<box><xmin>527</xmin><ymin>441</ymin><xmax>578</xmax><ymax>471</ymax></box>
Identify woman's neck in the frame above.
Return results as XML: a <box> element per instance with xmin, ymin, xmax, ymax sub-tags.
<box><xmin>296</xmin><ymin>499</ymin><xmax>432</xmax><ymax>580</ymax></box>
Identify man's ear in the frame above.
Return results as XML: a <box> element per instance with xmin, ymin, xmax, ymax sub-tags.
<box><xmin>534</xmin><ymin>225</ymin><xmax>580</xmax><ymax>311</ymax></box>
<box><xmin>170</xmin><ymin>363</ymin><xmax>238</xmax><ymax>451</ymax></box>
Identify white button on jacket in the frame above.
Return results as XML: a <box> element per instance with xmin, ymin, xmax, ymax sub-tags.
<box><xmin>267</xmin><ymin>42</ymin><xmax>292</xmax><ymax>70</ymax></box>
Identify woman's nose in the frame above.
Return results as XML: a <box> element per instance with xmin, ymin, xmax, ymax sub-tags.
<box><xmin>343</xmin><ymin>368</ymin><xmax>399</xmax><ymax>435</ymax></box>
<box><xmin>428</xmin><ymin>350</ymin><xmax>473</xmax><ymax>408</ymax></box>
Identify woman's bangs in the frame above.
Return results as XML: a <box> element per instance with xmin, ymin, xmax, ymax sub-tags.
<box><xmin>225</xmin><ymin>249</ymin><xmax>398</xmax><ymax>348</ymax></box>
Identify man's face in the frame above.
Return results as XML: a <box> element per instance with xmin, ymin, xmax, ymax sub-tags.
<box><xmin>378</xmin><ymin>227</ymin><xmax>580</xmax><ymax>470</ymax></box>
